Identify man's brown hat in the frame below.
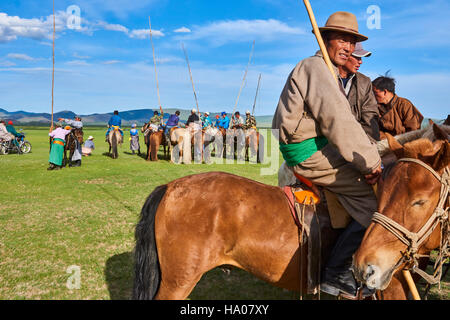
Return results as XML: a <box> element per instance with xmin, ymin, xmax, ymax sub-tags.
<box><xmin>318</xmin><ymin>11</ymin><xmax>368</xmax><ymax>42</ymax></box>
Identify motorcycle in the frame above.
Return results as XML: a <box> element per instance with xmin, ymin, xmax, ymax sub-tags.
<box><xmin>0</xmin><ymin>130</ymin><xmax>32</xmax><ymax>155</ymax></box>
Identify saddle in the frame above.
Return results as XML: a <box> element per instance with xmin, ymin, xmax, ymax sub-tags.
<box><xmin>283</xmin><ymin>174</ymin><xmax>348</xmax><ymax>295</ymax></box>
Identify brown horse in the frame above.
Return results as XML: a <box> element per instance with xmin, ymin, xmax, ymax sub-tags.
<box><xmin>245</xmin><ymin>129</ymin><xmax>264</xmax><ymax>163</ymax></box>
<box><xmin>147</xmin><ymin>131</ymin><xmax>167</xmax><ymax>161</ymax></box>
<box><xmin>63</xmin><ymin>128</ymin><xmax>83</xmax><ymax>166</ymax></box>
<box><xmin>353</xmin><ymin>124</ymin><xmax>449</xmax><ymax>300</ymax></box>
<box><xmin>108</xmin><ymin>128</ymin><xmax>122</xmax><ymax>159</ymax></box>
<box><xmin>133</xmin><ymin>125</ymin><xmax>450</xmax><ymax>300</ymax></box>
<box><xmin>133</xmin><ymin>172</ymin><xmax>312</xmax><ymax>300</ymax></box>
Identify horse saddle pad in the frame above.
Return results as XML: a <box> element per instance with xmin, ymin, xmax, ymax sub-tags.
<box><xmin>283</xmin><ymin>180</ymin><xmax>349</xmax><ymax>295</ymax></box>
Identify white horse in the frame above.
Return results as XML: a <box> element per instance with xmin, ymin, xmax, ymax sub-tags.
<box><xmin>169</xmin><ymin>127</ymin><xmax>191</xmax><ymax>164</ymax></box>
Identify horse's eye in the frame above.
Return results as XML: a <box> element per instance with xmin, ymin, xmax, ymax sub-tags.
<box><xmin>412</xmin><ymin>200</ymin><xmax>426</xmax><ymax>207</ymax></box>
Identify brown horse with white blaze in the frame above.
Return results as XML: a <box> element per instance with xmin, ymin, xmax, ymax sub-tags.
<box><xmin>353</xmin><ymin>124</ymin><xmax>449</xmax><ymax>299</ymax></box>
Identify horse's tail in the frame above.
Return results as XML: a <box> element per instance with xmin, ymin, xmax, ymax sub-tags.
<box><xmin>112</xmin><ymin>131</ymin><xmax>118</xmax><ymax>158</ymax></box>
<box><xmin>132</xmin><ymin>185</ymin><xmax>167</xmax><ymax>300</ymax></box>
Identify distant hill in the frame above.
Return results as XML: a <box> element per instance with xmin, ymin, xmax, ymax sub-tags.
<box><xmin>0</xmin><ymin>107</ymin><xmax>275</xmax><ymax>127</ymax></box>
<box><xmin>1</xmin><ymin>107</ymin><xmax>446</xmax><ymax>129</ymax></box>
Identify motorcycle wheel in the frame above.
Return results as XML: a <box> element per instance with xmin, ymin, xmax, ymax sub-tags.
<box><xmin>20</xmin><ymin>141</ymin><xmax>32</xmax><ymax>154</ymax></box>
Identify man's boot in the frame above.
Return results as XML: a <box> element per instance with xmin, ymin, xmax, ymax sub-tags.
<box><xmin>320</xmin><ymin>220</ymin><xmax>367</xmax><ymax>298</ymax></box>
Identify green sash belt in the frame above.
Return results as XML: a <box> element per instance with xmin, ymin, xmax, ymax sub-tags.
<box><xmin>280</xmin><ymin>136</ymin><xmax>328</xmax><ymax>167</ymax></box>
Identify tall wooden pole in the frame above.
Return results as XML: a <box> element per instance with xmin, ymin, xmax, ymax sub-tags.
<box><xmin>51</xmin><ymin>0</ymin><xmax>55</xmax><ymax>130</ymax></box>
<box><xmin>181</xmin><ymin>43</ymin><xmax>200</xmax><ymax>115</ymax></box>
<box><xmin>252</xmin><ymin>74</ymin><xmax>262</xmax><ymax>116</ymax></box>
<box><xmin>302</xmin><ymin>0</ymin><xmax>338</xmax><ymax>84</ymax></box>
<box><xmin>148</xmin><ymin>17</ymin><xmax>163</xmax><ymax>117</ymax></box>
<box><xmin>232</xmin><ymin>40</ymin><xmax>255</xmax><ymax>116</ymax></box>
<box><xmin>403</xmin><ymin>270</ymin><xmax>421</xmax><ymax>300</ymax></box>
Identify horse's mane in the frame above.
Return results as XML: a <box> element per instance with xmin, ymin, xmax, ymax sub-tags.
<box><xmin>377</xmin><ymin>125</ymin><xmax>450</xmax><ymax>156</ymax></box>
<box><xmin>402</xmin><ymin>138</ymin><xmax>436</xmax><ymax>159</ymax></box>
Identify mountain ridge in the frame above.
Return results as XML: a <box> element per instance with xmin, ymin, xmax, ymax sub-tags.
<box><xmin>0</xmin><ymin>107</ymin><xmax>275</xmax><ymax>127</ymax></box>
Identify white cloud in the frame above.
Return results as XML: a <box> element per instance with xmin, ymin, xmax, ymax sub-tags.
<box><xmin>0</xmin><ymin>60</ymin><xmax>16</xmax><ymax>67</ymax></box>
<box><xmin>7</xmin><ymin>53</ymin><xmax>35</xmax><ymax>61</ymax></box>
<box><xmin>174</xmin><ymin>27</ymin><xmax>191</xmax><ymax>33</ymax></box>
<box><xmin>179</xmin><ymin>19</ymin><xmax>305</xmax><ymax>46</ymax></box>
<box><xmin>73</xmin><ymin>52</ymin><xmax>91</xmax><ymax>60</ymax></box>
<box><xmin>129</xmin><ymin>28</ymin><xmax>165</xmax><ymax>39</ymax></box>
<box><xmin>0</xmin><ymin>12</ymin><xmax>162</xmax><ymax>43</ymax></box>
<box><xmin>95</xmin><ymin>21</ymin><xmax>165</xmax><ymax>40</ymax></box>
<box><xmin>0</xmin><ymin>11</ymin><xmax>91</xmax><ymax>43</ymax></box>
<box><xmin>102</xmin><ymin>60</ymin><xmax>122</xmax><ymax>65</ymax></box>
<box><xmin>66</xmin><ymin>60</ymin><xmax>90</xmax><ymax>67</ymax></box>
<box><xmin>97</xmin><ymin>21</ymin><xmax>129</xmax><ymax>34</ymax></box>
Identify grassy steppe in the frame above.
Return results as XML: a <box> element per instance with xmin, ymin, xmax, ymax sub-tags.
<box><xmin>0</xmin><ymin>127</ymin><xmax>447</xmax><ymax>300</ymax></box>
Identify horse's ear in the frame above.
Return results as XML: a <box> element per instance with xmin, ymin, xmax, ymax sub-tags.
<box><xmin>433</xmin><ymin>123</ymin><xmax>449</xmax><ymax>142</ymax></box>
<box><xmin>444</xmin><ymin>115</ymin><xmax>450</xmax><ymax>126</ymax></box>
<box><xmin>430</xmin><ymin>141</ymin><xmax>450</xmax><ymax>173</ymax></box>
<box><xmin>429</xmin><ymin>119</ymin><xmax>435</xmax><ymax>127</ymax></box>
<box><xmin>386</xmin><ymin>133</ymin><xmax>405</xmax><ymax>159</ymax></box>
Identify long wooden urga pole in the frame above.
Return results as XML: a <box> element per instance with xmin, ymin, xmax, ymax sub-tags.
<box><xmin>51</xmin><ymin>0</ymin><xmax>55</xmax><ymax>130</ymax></box>
<box><xmin>302</xmin><ymin>0</ymin><xmax>338</xmax><ymax>84</ymax></box>
<box><xmin>181</xmin><ymin>43</ymin><xmax>200</xmax><ymax>115</ymax></box>
<box><xmin>232</xmin><ymin>40</ymin><xmax>255</xmax><ymax>116</ymax></box>
<box><xmin>148</xmin><ymin>17</ymin><xmax>163</xmax><ymax>117</ymax></box>
<box><xmin>403</xmin><ymin>270</ymin><xmax>421</xmax><ymax>300</ymax></box>
<box><xmin>252</xmin><ymin>73</ymin><xmax>262</xmax><ymax>116</ymax></box>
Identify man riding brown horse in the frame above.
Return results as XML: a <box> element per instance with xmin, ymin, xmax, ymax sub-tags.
<box><xmin>273</xmin><ymin>11</ymin><xmax>381</xmax><ymax>298</ymax></box>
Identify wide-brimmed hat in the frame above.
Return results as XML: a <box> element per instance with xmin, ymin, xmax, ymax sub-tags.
<box><xmin>352</xmin><ymin>42</ymin><xmax>372</xmax><ymax>58</ymax></box>
<box><xmin>318</xmin><ymin>11</ymin><xmax>368</xmax><ymax>42</ymax></box>
<box><xmin>88</xmin><ymin>136</ymin><xmax>94</xmax><ymax>140</ymax></box>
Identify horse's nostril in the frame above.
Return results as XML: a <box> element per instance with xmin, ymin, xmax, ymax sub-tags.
<box><xmin>365</xmin><ymin>265</ymin><xmax>376</xmax><ymax>280</ymax></box>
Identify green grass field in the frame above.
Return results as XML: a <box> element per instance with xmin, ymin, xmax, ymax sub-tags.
<box><xmin>0</xmin><ymin>127</ymin><xmax>447</xmax><ymax>300</ymax></box>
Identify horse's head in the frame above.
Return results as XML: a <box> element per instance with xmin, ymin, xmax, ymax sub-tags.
<box><xmin>353</xmin><ymin>124</ymin><xmax>449</xmax><ymax>290</ymax></box>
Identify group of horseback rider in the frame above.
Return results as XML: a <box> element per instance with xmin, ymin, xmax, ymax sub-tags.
<box><xmin>139</xmin><ymin>108</ymin><xmax>258</xmax><ymax>148</ymax></box>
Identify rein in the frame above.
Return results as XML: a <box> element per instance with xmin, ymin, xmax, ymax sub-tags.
<box><xmin>372</xmin><ymin>158</ymin><xmax>450</xmax><ymax>286</ymax></box>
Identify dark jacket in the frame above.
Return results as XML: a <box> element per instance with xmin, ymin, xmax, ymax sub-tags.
<box><xmin>346</xmin><ymin>72</ymin><xmax>381</xmax><ymax>142</ymax></box>
<box><xmin>186</xmin><ymin>114</ymin><xmax>200</xmax><ymax>126</ymax></box>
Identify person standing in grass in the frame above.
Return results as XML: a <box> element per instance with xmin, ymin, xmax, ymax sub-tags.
<box><xmin>48</xmin><ymin>123</ymin><xmax>71</xmax><ymax>171</ymax></box>
<box><xmin>130</xmin><ymin>124</ymin><xmax>141</xmax><ymax>155</ymax></box>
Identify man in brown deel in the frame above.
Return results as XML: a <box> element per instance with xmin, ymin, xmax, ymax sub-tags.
<box><xmin>372</xmin><ymin>75</ymin><xmax>424</xmax><ymax>140</ymax></box>
<box><xmin>272</xmin><ymin>11</ymin><xmax>381</xmax><ymax>298</ymax></box>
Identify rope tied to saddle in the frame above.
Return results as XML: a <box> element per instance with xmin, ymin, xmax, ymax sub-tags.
<box><xmin>372</xmin><ymin>159</ymin><xmax>450</xmax><ymax>288</ymax></box>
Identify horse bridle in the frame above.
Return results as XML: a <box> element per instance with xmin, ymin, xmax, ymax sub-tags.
<box><xmin>371</xmin><ymin>158</ymin><xmax>450</xmax><ymax>285</ymax></box>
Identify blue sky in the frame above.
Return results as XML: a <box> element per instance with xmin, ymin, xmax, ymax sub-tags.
<box><xmin>0</xmin><ymin>0</ymin><xmax>449</xmax><ymax>118</ymax></box>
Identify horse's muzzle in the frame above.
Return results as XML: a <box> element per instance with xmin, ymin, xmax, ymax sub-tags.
<box><xmin>352</xmin><ymin>260</ymin><xmax>395</xmax><ymax>291</ymax></box>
